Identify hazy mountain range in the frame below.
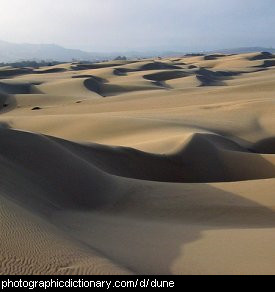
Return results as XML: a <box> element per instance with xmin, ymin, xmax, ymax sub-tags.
<box><xmin>0</xmin><ymin>40</ymin><xmax>105</xmax><ymax>62</ymax></box>
<box><xmin>0</xmin><ymin>40</ymin><xmax>274</xmax><ymax>63</ymax></box>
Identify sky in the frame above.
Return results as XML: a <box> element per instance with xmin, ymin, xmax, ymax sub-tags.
<box><xmin>0</xmin><ymin>0</ymin><xmax>274</xmax><ymax>52</ymax></box>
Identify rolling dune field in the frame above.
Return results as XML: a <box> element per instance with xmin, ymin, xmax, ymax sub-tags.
<box><xmin>1</xmin><ymin>52</ymin><xmax>275</xmax><ymax>275</ymax></box>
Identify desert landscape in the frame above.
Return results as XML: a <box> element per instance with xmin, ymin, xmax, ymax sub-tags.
<box><xmin>0</xmin><ymin>52</ymin><xmax>275</xmax><ymax>275</ymax></box>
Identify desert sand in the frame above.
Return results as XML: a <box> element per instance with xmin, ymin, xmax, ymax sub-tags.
<box><xmin>0</xmin><ymin>52</ymin><xmax>275</xmax><ymax>275</ymax></box>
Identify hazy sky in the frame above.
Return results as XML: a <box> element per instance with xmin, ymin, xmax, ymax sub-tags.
<box><xmin>0</xmin><ymin>0</ymin><xmax>274</xmax><ymax>52</ymax></box>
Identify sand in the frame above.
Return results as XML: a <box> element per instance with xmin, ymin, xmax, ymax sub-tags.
<box><xmin>0</xmin><ymin>52</ymin><xmax>275</xmax><ymax>275</ymax></box>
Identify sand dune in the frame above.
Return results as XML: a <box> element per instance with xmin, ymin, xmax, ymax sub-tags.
<box><xmin>0</xmin><ymin>67</ymin><xmax>33</xmax><ymax>79</ymax></box>
<box><xmin>1</xmin><ymin>53</ymin><xmax>275</xmax><ymax>275</ymax></box>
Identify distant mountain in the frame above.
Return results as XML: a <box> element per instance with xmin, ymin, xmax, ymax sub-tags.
<box><xmin>1</xmin><ymin>40</ymin><xmax>275</xmax><ymax>63</ymax></box>
<box><xmin>0</xmin><ymin>40</ymin><xmax>110</xmax><ymax>63</ymax></box>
